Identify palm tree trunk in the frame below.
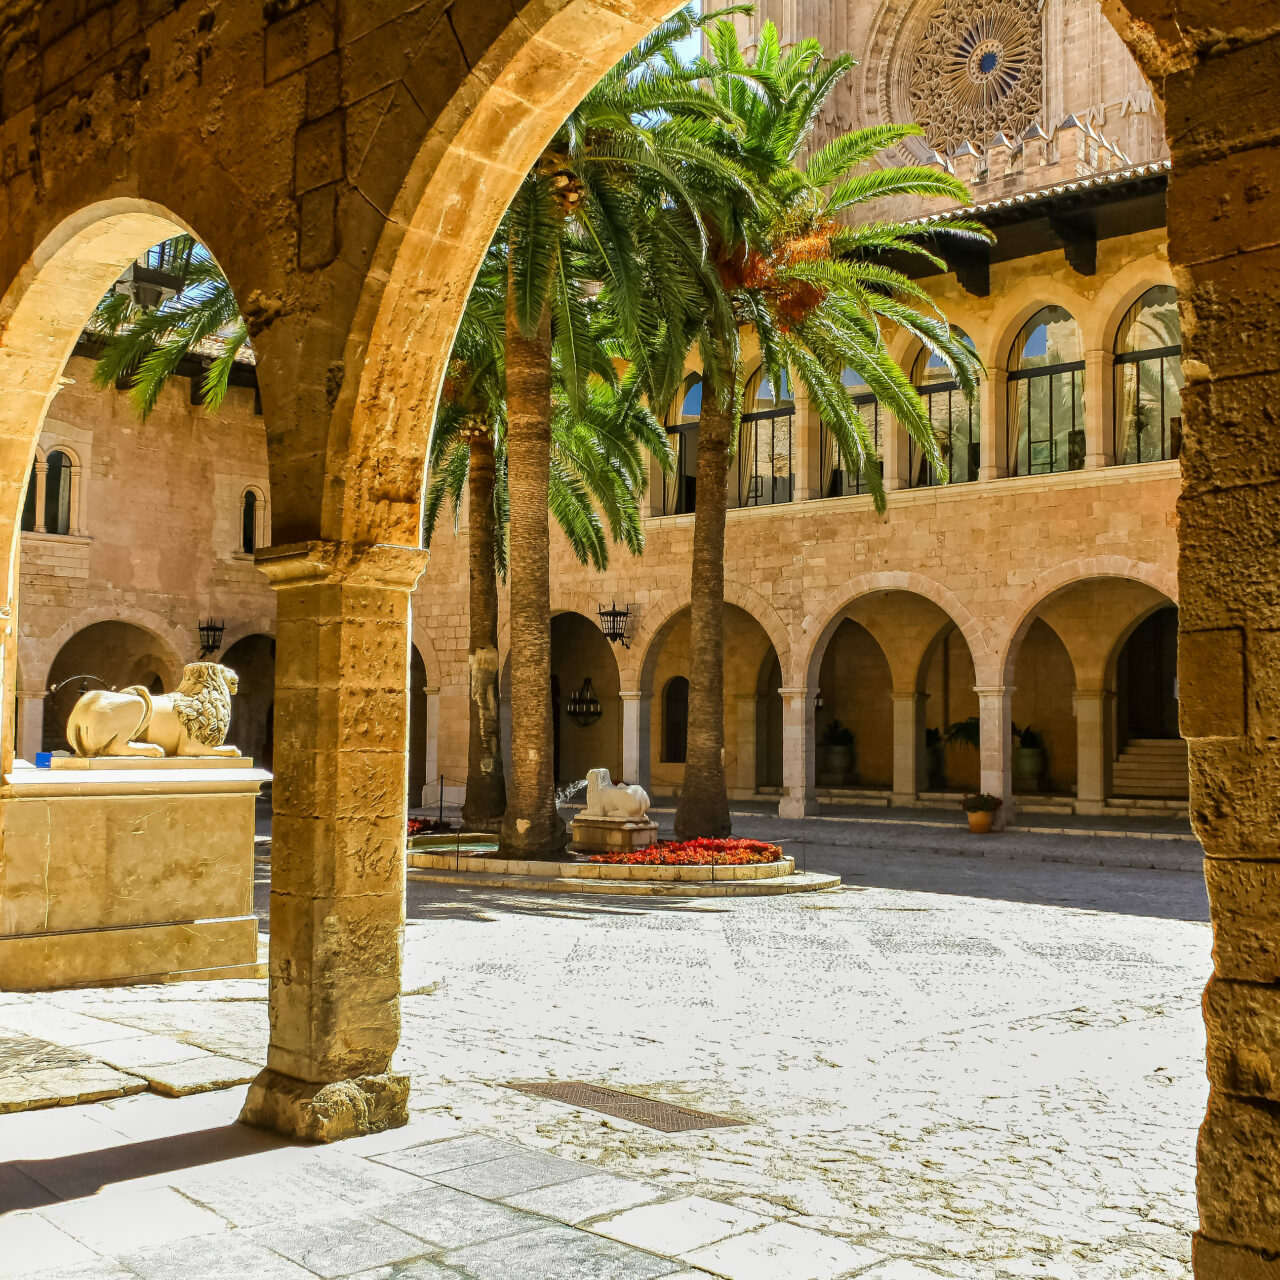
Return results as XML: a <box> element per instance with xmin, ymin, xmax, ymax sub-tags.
<box><xmin>461</xmin><ymin>427</ymin><xmax>506</xmax><ymax>833</ymax></box>
<box><xmin>674</xmin><ymin>370</ymin><xmax>736</xmax><ymax>840</ymax></box>
<box><xmin>499</xmin><ymin>260</ymin><xmax>566</xmax><ymax>858</ymax></box>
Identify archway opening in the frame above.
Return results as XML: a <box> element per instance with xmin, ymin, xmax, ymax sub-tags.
<box><xmin>817</xmin><ymin>619</ymin><xmax>893</xmax><ymax>792</ymax></box>
<box><xmin>408</xmin><ymin>645</ymin><xmax>429</xmax><ymax>807</ymax></box>
<box><xmin>221</xmin><ymin>634</ymin><xmax>276</xmax><ymax>767</ymax></box>
<box><xmin>550</xmin><ymin>611</ymin><xmax>622</xmax><ymax>787</ymax></box>
<box><xmin>43</xmin><ymin>620</ymin><xmax>180</xmax><ymax>755</ymax></box>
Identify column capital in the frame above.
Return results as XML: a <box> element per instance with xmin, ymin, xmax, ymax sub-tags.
<box><xmin>973</xmin><ymin>685</ymin><xmax>1015</xmax><ymax>697</ymax></box>
<box><xmin>890</xmin><ymin>690</ymin><xmax>926</xmax><ymax>703</ymax></box>
<box><xmin>255</xmin><ymin>540</ymin><xmax>428</xmax><ymax>592</ymax></box>
<box><xmin>777</xmin><ymin>686</ymin><xmax>811</xmax><ymax>698</ymax></box>
<box><xmin>618</xmin><ymin>689</ymin><xmax>646</xmax><ymax>702</ymax></box>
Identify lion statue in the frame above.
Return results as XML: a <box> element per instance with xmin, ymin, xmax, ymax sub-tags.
<box><xmin>583</xmin><ymin>767</ymin><xmax>650</xmax><ymax>820</ymax></box>
<box><xmin>66</xmin><ymin>662</ymin><xmax>241</xmax><ymax>759</ymax></box>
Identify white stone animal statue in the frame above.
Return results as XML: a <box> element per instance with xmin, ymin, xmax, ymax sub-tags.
<box><xmin>583</xmin><ymin>767</ymin><xmax>650</xmax><ymax>820</ymax></box>
<box><xmin>66</xmin><ymin>663</ymin><xmax>241</xmax><ymax>759</ymax></box>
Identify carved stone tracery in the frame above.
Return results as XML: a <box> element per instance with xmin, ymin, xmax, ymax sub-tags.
<box><xmin>906</xmin><ymin>0</ymin><xmax>1044</xmax><ymax>152</ymax></box>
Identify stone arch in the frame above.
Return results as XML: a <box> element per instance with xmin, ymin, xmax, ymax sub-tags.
<box><xmin>995</xmin><ymin>555</ymin><xmax>1177</xmax><ymax>685</ymax></box>
<box><xmin>1096</xmin><ymin>263</ymin><xmax>1181</xmax><ymax>357</ymax></box>
<box><xmin>29</xmin><ymin>605</ymin><xmax>188</xmax><ymax>695</ymax></box>
<box><xmin>987</xmin><ymin>282</ymin><xmax>1094</xmax><ymax>372</ymax></box>
<box><xmin>633</xmin><ymin>581</ymin><xmax>792</xmax><ymax>695</ymax></box>
<box><xmin>331</xmin><ymin>1</ymin><xmax>688</xmax><ymax>547</ymax></box>
<box><xmin>800</xmin><ymin>570</ymin><xmax>990</xmax><ymax>690</ymax></box>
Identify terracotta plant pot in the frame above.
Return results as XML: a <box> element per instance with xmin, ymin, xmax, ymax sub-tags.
<box><xmin>967</xmin><ymin>809</ymin><xmax>994</xmax><ymax>834</ymax></box>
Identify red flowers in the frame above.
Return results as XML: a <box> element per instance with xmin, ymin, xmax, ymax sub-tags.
<box><xmin>588</xmin><ymin>837</ymin><xmax>783</xmax><ymax>866</ymax></box>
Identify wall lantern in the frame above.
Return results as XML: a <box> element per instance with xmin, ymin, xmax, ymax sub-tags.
<box><xmin>815</xmin><ymin>691</ymin><xmax>824</xmax><ymax>710</ymax></box>
<box><xmin>566</xmin><ymin>677</ymin><xmax>603</xmax><ymax>727</ymax></box>
<box><xmin>598</xmin><ymin>601</ymin><xmax>632</xmax><ymax>648</ymax></box>
<box><xmin>198</xmin><ymin>618</ymin><xmax>226</xmax><ymax>658</ymax></box>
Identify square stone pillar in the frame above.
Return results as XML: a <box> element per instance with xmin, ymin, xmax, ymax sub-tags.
<box><xmin>420</xmin><ymin>685</ymin><xmax>440</xmax><ymax>808</ymax></box>
<box><xmin>791</xmin><ymin>383</ymin><xmax>820</xmax><ymax>502</ymax></box>
<box><xmin>1073</xmin><ymin>687</ymin><xmax>1114</xmax><ymax>815</ymax></box>
<box><xmin>891</xmin><ymin>691</ymin><xmax>927</xmax><ymax>806</ymax></box>
<box><xmin>979</xmin><ymin>370</ymin><xmax>1008</xmax><ymax>481</ymax></box>
<box><xmin>15</xmin><ymin>690</ymin><xmax>44</xmax><ymax>761</ymax></box>
<box><xmin>619</xmin><ymin>690</ymin><xmax>650</xmax><ymax>790</ymax></box>
<box><xmin>240</xmin><ymin>540</ymin><xmax>427</xmax><ymax>1143</ymax></box>
<box><xmin>1083</xmin><ymin>349</ymin><xmax>1115</xmax><ymax>470</ymax></box>
<box><xmin>734</xmin><ymin>694</ymin><xmax>757</xmax><ymax>796</ymax></box>
<box><xmin>975</xmin><ymin>685</ymin><xmax>1014</xmax><ymax>827</ymax></box>
<box><xmin>777</xmin><ymin>686</ymin><xmax>816</xmax><ymax>818</ymax></box>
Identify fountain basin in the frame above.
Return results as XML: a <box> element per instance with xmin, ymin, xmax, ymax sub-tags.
<box><xmin>405</xmin><ymin>837</ymin><xmax>839</xmax><ymax>896</ymax></box>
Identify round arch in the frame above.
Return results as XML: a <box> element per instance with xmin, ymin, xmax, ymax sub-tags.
<box><xmin>799</xmin><ymin>571</ymin><xmax>991</xmax><ymax>690</ymax></box>
<box><xmin>28</xmin><ymin>605</ymin><xmax>189</xmax><ymax>695</ymax></box>
<box><xmin>994</xmin><ymin>556</ymin><xmax>1178</xmax><ymax>684</ymax></box>
<box><xmin>331</xmin><ymin>1</ymin><xmax>689</xmax><ymax>546</ymax></box>
<box><xmin>633</xmin><ymin>581</ymin><xmax>792</xmax><ymax>695</ymax></box>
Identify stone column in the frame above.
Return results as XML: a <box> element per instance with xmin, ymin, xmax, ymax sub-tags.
<box><xmin>619</xmin><ymin>689</ymin><xmax>650</xmax><ymax>790</ymax></box>
<box><xmin>1083</xmin><ymin>348</ymin><xmax>1114</xmax><ymax>470</ymax></box>
<box><xmin>32</xmin><ymin>460</ymin><xmax>47</xmax><ymax>533</ymax></box>
<box><xmin>881</xmin><ymin>417</ymin><xmax>907</xmax><ymax>491</ymax></box>
<box><xmin>891</xmin><ymin>691</ymin><xmax>927</xmax><ymax>807</ymax></box>
<box><xmin>68</xmin><ymin>465</ymin><xmax>83</xmax><ymax>535</ymax></box>
<box><xmin>974</xmin><ymin>685</ymin><xmax>1014</xmax><ymax>826</ymax></box>
<box><xmin>777</xmin><ymin>686</ymin><xmax>816</xmax><ymax>818</ymax></box>
<box><xmin>15</xmin><ymin>688</ymin><xmax>44</xmax><ymax>761</ymax></box>
<box><xmin>734</xmin><ymin>694</ymin><xmax>757</xmax><ymax>796</ymax></box>
<box><xmin>1073</xmin><ymin>686</ymin><xmax>1113</xmax><ymax>816</ymax></box>
<box><xmin>791</xmin><ymin>382</ymin><xmax>820</xmax><ymax>502</ymax></box>
<box><xmin>420</xmin><ymin>685</ymin><xmax>440</xmax><ymax>809</ymax></box>
<box><xmin>240</xmin><ymin>540</ymin><xmax>427</xmax><ymax>1143</ymax></box>
<box><xmin>979</xmin><ymin>369</ymin><xmax>1008</xmax><ymax>480</ymax></box>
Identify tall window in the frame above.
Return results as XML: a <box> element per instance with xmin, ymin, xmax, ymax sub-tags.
<box><xmin>241</xmin><ymin>489</ymin><xmax>258</xmax><ymax>554</ymax></box>
<box><xmin>909</xmin><ymin>335</ymin><xmax>980</xmax><ymax>487</ymax></box>
<box><xmin>1007</xmin><ymin>306</ymin><xmax>1085</xmax><ymax>476</ymax></box>
<box><xmin>736</xmin><ymin>368</ymin><xmax>795</xmax><ymax>508</ymax></box>
<box><xmin>662</xmin><ymin>676</ymin><xmax>689</xmax><ymax>763</ymax></box>
<box><xmin>662</xmin><ymin>378</ymin><xmax>701</xmax><ymax>515</ymax></box>
<box><xmin>44</xmin><ymin>451</ymin><xmax>72</xmax><ymax>535</ymax></box>
<box><xmin>1115</xmin><ymin>285</ymin><xmax>1183</xmax><ymax>464</ymax></box>
<box><xmin>820</xmin><ymin>368</ymin><xmax>882</xmax><ymax>497</ymax></box>
<box><xmin>20</xmin><ymin>462</ymin><xmax>36</xmax><ymax>532</ymax></box>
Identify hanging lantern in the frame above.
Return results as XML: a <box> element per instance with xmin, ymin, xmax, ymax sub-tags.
<box><xmin>198</xmin><ymin>618</ymin><xmax>226</xmax><ymax>658</ymax></box>
<box><xmin>598</xmin><ymin>601</ymin><xmax>632</xmax><ymax>648</ymax></box>
<box><xmin>566</xmin><ymin>677</ymin><xmax>603</xmax><ymax>727</ymax></box>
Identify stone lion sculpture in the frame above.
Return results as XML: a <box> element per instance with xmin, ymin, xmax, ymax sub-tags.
<box><xmin>583</xmin><ymin>767</ymin><xmax>650</xmax><ymax>820</ymax></box>
<box><xmin>66</xmin><ymin>662</ymin><xmax>241</xmax><ymax>759</ymax></box>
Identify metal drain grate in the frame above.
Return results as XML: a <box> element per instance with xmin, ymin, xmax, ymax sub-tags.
<box><xmin>504</xmin><ymin>1081</ymin><xmax>745</xmax><ymax>1133</ymax></box>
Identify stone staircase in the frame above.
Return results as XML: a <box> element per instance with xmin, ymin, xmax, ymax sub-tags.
<box><xmin>1112</xmin><ymin>738</ymin><xmax>1188</xmax><ymax>798</ymax></box>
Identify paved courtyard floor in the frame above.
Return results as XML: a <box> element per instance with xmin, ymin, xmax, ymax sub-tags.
<box><xmin>0</xmin><ymin>824</ymin><xmax>1209</xmax><ymax>1279</ymax></box>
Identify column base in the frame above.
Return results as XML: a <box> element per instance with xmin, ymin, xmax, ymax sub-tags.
<box><xmin>778</xmin><ymin>796</ymin><xmax>817</xmax><ymax>819</ymax></box>
<box><xmin>239</xmin><ymin>1067</ymin><xmax>409</xmax><ymax>1142</ymax></box>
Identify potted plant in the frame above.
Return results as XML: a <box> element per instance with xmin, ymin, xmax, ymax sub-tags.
<box><xmin>961</xmin><ymin>792</ymin><xmax>1002</xmax><ymax>834</ymax></box>
<box><xmin>925</xmin><ymin>726</ymin><xmax>945</xmax><ymax>788</ymax></box>
<box><xmin>944</xmin><ymin>716</ymin><xmax>980</xmax><ymax>751</ymax></box>
<box><xmin>817</xmin><ymin>719</ymin><xmax>855</xmax><ymax>787</ymax></box>
<box><xmin>1013</xmin><ymin>724</ymin><xmax>1046</xmax><ymax>791</ymax></box>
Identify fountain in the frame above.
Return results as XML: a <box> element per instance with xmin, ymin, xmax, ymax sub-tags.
<box><xmin>570</xmin><ymin>767</ymin><xmax>658</xmax><ymax>856</ymax></box>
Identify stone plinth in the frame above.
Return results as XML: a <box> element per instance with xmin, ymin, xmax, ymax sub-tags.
<box><xmin>0</xmin><ymin>756</ymin><xmax>270</xmax><ymax>990</ymax></box>
<box><xmin>570</xmin><ymin>813</ymin><xmax>658</xmax><ymax>855</ymax></box>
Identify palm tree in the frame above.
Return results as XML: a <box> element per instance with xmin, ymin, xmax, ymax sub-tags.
<box><xmin>426</xmin><ymin>244</ymin><xmax>668</xmax><ymax>834</ymax></box>
<box><xmin>496</xmin><ymin>4</ymin><xmax>751</xmax><ymax>858</ymax></box>
<box><xmin>656</xmin><ymin>21</ymin><xmax>987</xmax><ymax>838</ymax></box>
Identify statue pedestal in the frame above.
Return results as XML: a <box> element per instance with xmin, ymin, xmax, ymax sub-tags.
<box><xmin>0</xmin><ymin>756</ymin><xmax>270</xmax><ymax>990</ymax></box>
<box><xmin>570</xmin><ymin>813</ymin><xmax>659</xmax><ymax>856</ymax></box>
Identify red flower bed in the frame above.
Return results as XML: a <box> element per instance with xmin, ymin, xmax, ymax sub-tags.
<box><xmin>587</xmin><ymin>837</ymin><xmax>783</xmax><ymax>866</ymax></box>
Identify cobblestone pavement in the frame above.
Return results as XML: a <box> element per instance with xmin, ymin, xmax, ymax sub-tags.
<box><xmin>1</xmin><ymin>832</ymin><xmax>1210</xmax><ymax>1279</ymax></box>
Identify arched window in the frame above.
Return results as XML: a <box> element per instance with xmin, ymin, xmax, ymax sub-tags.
<box><xmin>1114</xmin><ymin>286</ymin><xmax>1183</xmax><ymax>464</ymax></box>
<box><xmin>241</xmin><ymin>489</ymin><xmax>258</xmax><ymax>554</ymax></box>
<box><xmin>909</xmin><ymin>334</ymin><xmax>980</xmax><ymax>487</ymax></box>
<box><xmin>1007</xmin><ymin>306</ymin><xmax>1085</xmax><ymax>476</ymax></box>
<box><xmin>736</xmin><ymin>367</ymin><xmax>795</xmax><ymax>508</ymax></box>
<box><xmin>662</xmin><ymin>377</ymin><xmax>701</xmax><ymax>516</ymax></box>
<box><xmin>20</xmin><ymin>462</ymin><xmax>36</xmax><ymax>532</ymax></box>
<box><xmin>820</xmin><ymin>368</ymin><xmax>882</xmax><ymax>497</ymax></box>
<box><xmin>662</xmin><ymin>676</ymin><xmax>689</xmax><ymax>764</ymax></box>
<box><xmin>44</xmin><ymin>451</ymin><xmax>72</xmax><ymax>535</ymax></box>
